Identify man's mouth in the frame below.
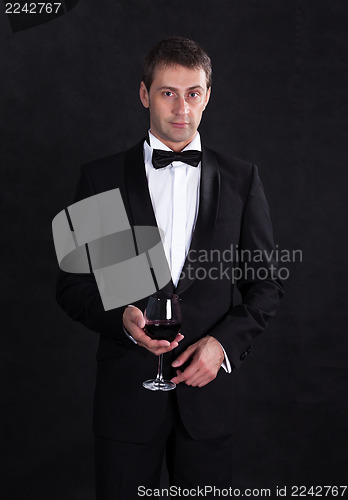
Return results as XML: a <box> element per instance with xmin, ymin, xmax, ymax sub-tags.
<box><xmin>170</xmin><ymin>122</ymin><xmax>189</xmax><ymax>128</ymax></box>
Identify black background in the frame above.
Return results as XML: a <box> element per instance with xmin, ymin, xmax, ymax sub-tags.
<box><xmin>1</xmin><ymin>1</ymin><xmax>347</xmax><ymax>498</ymax></box>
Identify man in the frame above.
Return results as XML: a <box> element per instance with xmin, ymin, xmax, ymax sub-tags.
<box><xmin>57</xmin><ymin>37</ymin><xmax>283</xmax><ymax>499</ymax></box>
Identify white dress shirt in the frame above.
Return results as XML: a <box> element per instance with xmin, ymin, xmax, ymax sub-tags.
<box><xmin>136</xmin><ymin>130</ymin><xmax>232</xmax><ymax>374</ymax></box>
<box><xmin>144</xmin><ymin>131</ymin><xmax>201</xmax><ymax>287</ymax></box>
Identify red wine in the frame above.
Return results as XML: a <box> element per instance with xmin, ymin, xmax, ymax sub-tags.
<box><xmin>145</xmin><ymin>321</ymin><xmax>181</xmax><ymax>342</ymax></box>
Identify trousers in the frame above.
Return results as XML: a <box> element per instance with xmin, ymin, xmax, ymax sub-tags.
<box><xmin>95</xmin><ymin>392</ymin><xmax>234</xmax><ymax>500</ymax></box>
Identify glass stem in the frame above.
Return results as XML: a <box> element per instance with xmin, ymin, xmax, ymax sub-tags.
<box><xmin>155</xmin><ymin>354</ymin><xmax>165</xmax><ymax>384</ymax></box>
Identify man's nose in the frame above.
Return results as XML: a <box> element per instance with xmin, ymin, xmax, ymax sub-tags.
<box><xmin>174</xmin><ymin>96</ymin><xmax>189</xmax><ymax>116</ymax></box>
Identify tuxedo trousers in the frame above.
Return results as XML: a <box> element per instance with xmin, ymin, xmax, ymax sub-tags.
<box><xmin>95</xmin><ymin>392</ymin><xmax>234</xmax><ymax>500</ymax></box>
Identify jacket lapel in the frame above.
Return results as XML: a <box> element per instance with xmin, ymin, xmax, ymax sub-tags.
<box><xmin>124</xmin><ymin>139</ymin><xmax>175</xmax><ymax>293</ymax></box>
<box><xmin>124</xmin><ymin>140</ymin><xmax>220</xmax><ymax>296</ymax></box>
<box><xmin>124</xmin><ymin>138</ymin><xmax>157</xmax><ymax>228</ymax></box>
<box><xmin>175</xmin><ymin>146</ymin><xmax>220</xmax><ymax>295</ymax></box>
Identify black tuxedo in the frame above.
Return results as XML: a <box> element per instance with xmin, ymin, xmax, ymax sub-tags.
<box><xmin>56</xmin><ymin>138</ymin><xmax>283</xmax><ymax>444</ymax></box>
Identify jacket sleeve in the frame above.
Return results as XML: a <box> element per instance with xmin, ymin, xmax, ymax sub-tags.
<box><xmin>209</xmin><ymin>165</ymin><xmax>284</xmax><ymax>370</ymax></box>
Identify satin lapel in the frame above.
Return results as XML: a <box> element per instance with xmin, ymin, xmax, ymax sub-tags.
<box><xmin>124</xmin><ymin>139</ymin><xmax>175</xmax><ymax>294</ymax></box>
<box><xmin>175</xmin><ymin>146</ymin><xmax>220</xmax><ymax>296</ymax></box>
<box><xmin>124</xmin><ymin>139</ymin><xmax>157</xmax><ymax>228</ymax></box>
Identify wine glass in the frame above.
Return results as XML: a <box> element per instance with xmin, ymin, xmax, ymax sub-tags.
<box><xmin>142</xmin><ymin>292</ymin><xmax>182</xmax><ymax>391</ymax></box>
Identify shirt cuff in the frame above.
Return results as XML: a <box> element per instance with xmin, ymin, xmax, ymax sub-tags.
<box><xmin>217</xmin><ymin>341</ymin><xmax>232</xmax><ymax>373</ymax></box>
<box><xmin>123</xmin><ymin>325</ymin><xmax>137</xmax><ymax>344</ymax></box>
<box><xmin>123</xmin><ymin>305</ymin><xmax>138</xmax><ymax>344</ymax></box>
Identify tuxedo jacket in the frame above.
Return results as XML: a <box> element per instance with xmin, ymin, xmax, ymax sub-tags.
<box><xmin>56</xmin><ymin>138</ymin><xmax>284</xmax><ymax>442</ymax></box>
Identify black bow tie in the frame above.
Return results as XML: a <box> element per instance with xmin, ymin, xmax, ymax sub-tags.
<box><xmin>152</xmin><ymin>149</ymin><xmax>202</xmax><ymax>170</ymax></box>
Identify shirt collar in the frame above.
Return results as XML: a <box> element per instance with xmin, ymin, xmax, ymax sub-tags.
<box><xmin>144</xmin><ymin>130</ymin><xmax>202</xmax><ymax>168</ymax></box>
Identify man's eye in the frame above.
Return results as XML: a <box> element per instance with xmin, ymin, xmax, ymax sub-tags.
<box><xmin>189</xmin><ymin>92</ymin><xmax>199</xmax><ymax>98</ymax></box>
<box><xmin>164</xmin><ymin>91</ymin><xmax>173</xmax><ymax>97</ymax></box>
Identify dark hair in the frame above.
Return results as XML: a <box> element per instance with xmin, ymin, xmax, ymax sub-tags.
<box><xmin>142</xmin><ymin>37</ymin><xmax>212</xmax><ymax>91</ymax></box>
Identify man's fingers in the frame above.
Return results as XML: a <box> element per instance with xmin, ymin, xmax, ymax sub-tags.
<box><xmin>197</xmin><ymin>377</ymin><xmax>212</xmax><ymax>388</ymax></box>
<box><xmin>123</xmin><ymin>306</ymin><xmax>145</xmax><ymax>340</ymax></box>
<box><xmin>123</xmin><ymin>306</ymin><xmax>184</xmax><ymax>355</ymax></box>
<box><xmin>141</xmin><ymin>333</ymin><xmax>184</xmax><ymax>355</ymax></box>
<box><xmin>171</xmin><ymin>345</ymin><xmax>220</xmax><ymax>386</ymax></box>
<box><xmin>139</xmin><ymin>333</ymin><xmax>184</xmax><ymax>356</ymax></box>
<box><xmin>172</xmin><ymin>369</ymin><xmax>216</xmax><ymax>387</ymax></box>
<box><xmin>138</xmin><ymin>333</ymin><xmax>170</xmax><ymax>349</ymax></box>
<box><xmin>171</xmin><ymin>363</ymin><xmax>199</xmax><ymax>385</ymax></box>
<box><xmin>137</xmin><ymin>316</ymin><xmax>145</xmax><ymax>329</ymax></box>
<box><xmin>171</xmin><ymin>369</ymin><xmax>183</xmax><ymax>385</ymax></box>
<box><xmin>171</xmin><ymin>336</ymin><xmax>224</xmax><ymax>386</ymax></box>
<box><xmin>189</xmin><ymin>368</ymin><xmax>217</xmax><ymax>386</ymax></box>
<box><xmin>174</xmin><ymin>333</ymin><xmax>184</xmax><ymax>342</ymax></box>
<box><xmin>171</xmin><ymin>343</ymin><xmax>194</xmax><ymax>368</ymax></box>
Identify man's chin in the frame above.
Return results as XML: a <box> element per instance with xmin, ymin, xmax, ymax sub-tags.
<box><xmin>151</xmin><ymin>127</ymin><xmax>196</xmax><ymax>148</ymax></box>
<box><xmin>165</xmin><ymin>129</ymin><xmax>194</xmax><ymax>144</ymax></box>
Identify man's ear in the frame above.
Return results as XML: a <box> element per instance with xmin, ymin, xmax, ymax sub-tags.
<box><xmin>139</xmin><ymin>82</ymin><xmax>150</xmax><ymax>109</ymax></box>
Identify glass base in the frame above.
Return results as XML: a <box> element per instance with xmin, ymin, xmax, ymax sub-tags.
<box><xmin>142</xmin><ymin>378</ymin><xmax>176</xmax><ymax>391</ymax></box>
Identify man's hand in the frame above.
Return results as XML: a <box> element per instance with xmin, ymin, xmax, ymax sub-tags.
<box><xmin>171</xmin><ymin>336</ymin><xmax>224</xmax><ymax>388</ymax></box>
<box><xmin>122</xmin><ymin>306</ymin><xmax>184</xmax><ymax>356</ymax></box>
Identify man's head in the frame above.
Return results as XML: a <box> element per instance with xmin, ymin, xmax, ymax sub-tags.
<box><xmin>139</xmin><ymin>37</ymin><xmax>212</xmax><ymax>152</ymax></box>
<box><xmin>142</xmin><ymin>37</ymin><xmax>212</xmax><ymax>92</ymax></box>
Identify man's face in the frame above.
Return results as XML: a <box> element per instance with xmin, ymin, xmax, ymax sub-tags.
<box><xmin>139</xmin><ymin>64</ymin><xmax>211</xmax><ymax>152</ymax></box>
